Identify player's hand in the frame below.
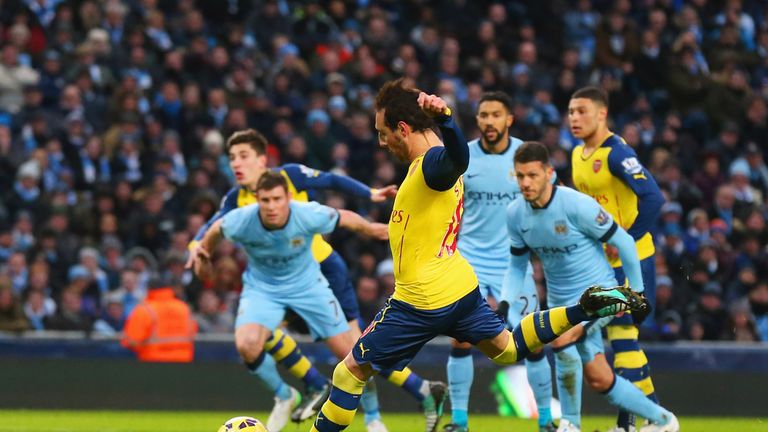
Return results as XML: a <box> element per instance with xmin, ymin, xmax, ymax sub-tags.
<box><xmin>185</xmin><ymin>245</ymin><xmax>204</xmax><ymax>269</ymax></box>
<box><xmin>417</xmin><ymin>92</ymin><xmax>451</xmax><ymax>117</ymax></box>
<box><xmin>366</xmin><ymin>222</ymin><xmax>389</xmax><ymax>240</ymax></box>
<box><xmin>495</xmin><ymin>300</ymin><xmax>510</xmax><ymax>325</ymax></box>
<box><xmin>371</xmin><ymin>185</ymin><xmax>398</xmax><ymax>202</ymax></box>
<box><xmin>190</xmin><ymin>246</ymin><xmax>212</xmax><ymax>278</ymax></box>
<box><xmin>604</xmin><ymin>245</ymin><xmax>619</xmax><ymax>261</ymax></box>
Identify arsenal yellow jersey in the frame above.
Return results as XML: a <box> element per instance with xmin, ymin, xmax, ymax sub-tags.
<box><xmin>389</xmin><ymin>155</ymin><xmax>478</xmax><ymax>309</ymax></box>
<box><xmin>572</xmin><ymin>134</ymin><xmax>664</xmax><ymax>267</ymax></box>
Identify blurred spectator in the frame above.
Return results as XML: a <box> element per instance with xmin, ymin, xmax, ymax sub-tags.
<box><xmin>723</xmin><ymin>298</ymin><xmax>759</xmax><ymax>341</ymax></box>
<box><xmin>0</xmin><ymin>277</ymin><xmax>29</xmax><ymax>331</ymax></box>
<box><xmin>194</xmin><ymin>290</ymin><xmax>233</xmax><ymax>334</ymax></box>
<box><xmin>356</xmin><ymin>276</ymin><xmax>382</xmax><ymax>325</ymax></box>
<box><xmin>687</xmin><ymin>281</ymin><xmax>728</xmax><ymax>341</ymax></box>
<box><xmin>44</xmin><ymin>285</ymin><xmax>93</xmax><ymax>332</ymax></box>
<box><xmin>93</xmin><ymin>291</ymin><xmax>125</xmax><ymax>335</ymax></box>
<box><xmin>23</xmin><ymin>288</ymin><xmax>57</xmax><ymax>331</ymax></box>
<box><xmin>749</xmin><ymin>282</ymin><xmax>768</xmax><ymax>341</ymax></box>
<box><xmin>121</xmin><ymin>275</ymin><xmax>197</xmax><ymax>362</ymax></box>
<box><xmin>112</xmin><ymin>269</ymin><xmax>146</xmax><ymax>318</ymax></box>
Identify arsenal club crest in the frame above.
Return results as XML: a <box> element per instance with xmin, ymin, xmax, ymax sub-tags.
<box><xmin>593</xmin><ymin>159</ymin><xmax>602</xmax><ymax>173</ymax></box>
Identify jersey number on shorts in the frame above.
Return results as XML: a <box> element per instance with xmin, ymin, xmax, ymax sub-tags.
<box><xmin>520</xmin><ymin>294</ymin><xmax>538</xmax><ymax>315</ymax></box>
<box><xmin>329</xmin><ymin>300</ymin><xmax>339</xmax><ymax>320</ymax></box>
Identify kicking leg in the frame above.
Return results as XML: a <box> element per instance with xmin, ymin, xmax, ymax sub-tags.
<box><xmin>476</xmin><ymin>285</ymin><xmax>647</xmax><ymax>363</ymax></box>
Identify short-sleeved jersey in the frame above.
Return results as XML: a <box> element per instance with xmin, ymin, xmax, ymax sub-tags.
<box><xmin>389</xmin><ymin>154</ymin><xmax>478</xmax><ymax>310</ymax></box>
<box><xmin>192</xmin><ymin>163</ymin><xmax>371</xmax><ymax>262</ymax></box>
<box><xmin>221</xmin><ymin>201</ymin><xmax>339</xmax><ymax>292</ymax></box>
<box><xmin>458</xmin><ymin>137</ymin><xmax>524</xmax><ymax>281</ymax></box>
<box><xmin>572</xmin><ymin>134</ymin><xmax>660</xmax><ymax>267</ymax></box>
<box><xmin>506</xmin><ymin>186</ymin><xmax>619</xmax><ymax>305</ymax></box>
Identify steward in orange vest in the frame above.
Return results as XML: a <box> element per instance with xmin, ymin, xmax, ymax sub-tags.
<box><xmin>121</xmin><ymin>277</ymin><xmax>197</xmax><ymax>362</ymax></box>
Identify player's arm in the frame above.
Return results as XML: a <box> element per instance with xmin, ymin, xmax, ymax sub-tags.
<box><xmin>337</xmin><ymin>209</ymin><xmax>388</xmax><ymax>240</ymax></box>
<box><xmin>194</xmin><ymin>205</ymin><xmax>260</xmax><ymax>278</ymax></box>
<box><xmin>300</xmin><ymin>201</ymin><xmax>388</xmax><ymax>240</ymax></box>
<box><xmin>606</xmin><ymin>145</ymin><xmax>664</xmax><ymax>240</ymax></box>
<box><xmin>500</xmin><ymin>204</ymin><xmax>530</xmax><ymax>321</ymax></box>
<box><xmin>186</xmin><ymin>188</ymin><xmax>240</xmax><ymax>267</ymax></box>
<box><xmin>418</xmin><ymin>93</ymin><xmax>469</xmax><ymax>191</ymax></box>
<box><xmin>569</xmin><ymin>193</ymin><xmax>645</xmax><ymax>294</ymax></box>
<box><xmin>281</xmin><ymin>164</ymin><xmax>397</xmax><ymax>202</ymax></box>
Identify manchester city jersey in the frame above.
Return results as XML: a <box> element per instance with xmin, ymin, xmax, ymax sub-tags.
<box><xmin>458</xmin><ymin>137</ymin><xmax>524</xmax><ymax>283</ymax></box>
<box><xmin>506</xmin><ymin>186</ymin><xmax>619</xmax><ymax>305</ymax></box>
<box><xmin>221</xmin><ymin>201</ymin><xmax>339</xmax><ymax>292</ymax></box>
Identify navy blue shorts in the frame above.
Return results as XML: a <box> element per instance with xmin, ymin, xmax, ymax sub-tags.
<box><xmin>612</xmin><ymin>255</ymin><xmax>656</xmax><ymax>326</ymax></box>
<box><xmin>320</xmin><ymin>251</ymin><xmax>361</xmax><ymax>322</ymax></box>
<box><xmin>352</xmin><ymin>288</ymin><xmax>505</xmax><ymax>372</ymax></box>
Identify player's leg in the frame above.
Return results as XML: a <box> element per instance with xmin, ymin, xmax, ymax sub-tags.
<box><xmin>288</xmin><ymin>282</ymin><xmax>351</xmax><ymax>423</ymax></box>
<box><xmin>445</xmin><ymin>339</ymin><xmax>473</xmax><ymax>430</ymax></box>
<box><xmin>471</xmin><ymin>285</ymin><xmax>646</xmax><ymax>364</ymax></box>
<box><xmin>321</xmin><ymin>252</ymin><xmax>385</xmax><ymax>430</ymax></box>
<box><xmin>311</xmin><ymin>297</ymin><xmax>439</xmax><ymax>432</ymax></box>
<box><xmin>378</xmin><ymin>366</ymin><xmax>446</xmax><ymax>430</ymax></box>
<box><xmin>580</xmin><ymin>336</ymin><xmax>677</xmax><ymax>431</ymax></box>
<box><xmin>550</xmin><ymin>341</ymin><xmax>582</xmax><ymax>430</ymax></box>
<box><xmin>610</xmin><ymin>258</ymin><xmax>659</xmax><ymax>431</ymax></box>
<box><xmin>508</xmin><ymin>274</ymin><xmax>555</xmax><ymax>431</ymax></box>
<box><xmin>265</xmin><ymin>328</ymin><xmax>329</xmax><ymax>393</ymax></box>
<box><xmin>235</xmin><ymin>289</ymin><xmax>299</xmax><ymax>431</ymax></box>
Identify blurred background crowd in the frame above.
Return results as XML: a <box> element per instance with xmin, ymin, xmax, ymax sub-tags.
<box><xmin>0</xmin><ymin>0</ymin><xmax>767</xmax><ymax>343</ymax></box>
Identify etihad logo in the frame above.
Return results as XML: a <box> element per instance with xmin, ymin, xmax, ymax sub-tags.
<box><xmin>532</xmin><ymin>244</ymin><xmax>578</xmax><ymax>255</ymax></box>
<box><xmin>466</xmin><ymin>191</ymin><xmax>518</xmax><ymax>202</ymax></box>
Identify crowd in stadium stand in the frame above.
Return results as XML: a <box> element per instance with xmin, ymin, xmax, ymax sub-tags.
<box><xmin>0</xmin><ymin>0</ymin><xmax>767</xmax><ymax>343</ymax></box>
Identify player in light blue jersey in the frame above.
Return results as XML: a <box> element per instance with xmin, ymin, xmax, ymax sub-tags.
<box><xmin>504</xmin><ymin>142</ymin><xmax>678</xmax><ymax>432</ymax></box>
<box><xmin>445</xmin><ymin>92</ymin><xmax>554</xmax><ymax>432</ymax></box>
<box><xmin>190</xmin><ymin>172</ymin><xmax>389</xmax><ymax>429</ymax></box>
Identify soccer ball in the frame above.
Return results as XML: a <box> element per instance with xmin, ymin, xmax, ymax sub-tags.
<box><xmin>217</xmin><ymin>416</ymin><xmax>268</xmax><ymax>432</ymax></box>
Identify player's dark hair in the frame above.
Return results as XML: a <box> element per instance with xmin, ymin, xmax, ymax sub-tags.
<box><xmin>571</xmin><ymin>86</ymin><xmax>609</xmax><ymax>110</ymax></box>
<box><xmin>256</xmin><ymin>171</ymin><xmax>288</xmax><ymax>193</ymax></box>
<box><xmin>514</xmin><ymin>141</ymin><xmax>550</xmax><ymax>166</ymax></box>
<box><xmin>478</xmin><ymin>91</ymin><xmax>512</xmax><ymax>113</ymax></box>
<box><xmin>226</xmin><ymin>129</ymin><xmax>268</xmax><ymax>155</ymax></box>
<box><xmin>375</xmin><ymin>78</ymin><xmax>434</xmax><ymax>132</ymax></box>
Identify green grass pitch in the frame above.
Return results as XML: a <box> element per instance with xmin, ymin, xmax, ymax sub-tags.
<box><xmin>0</xmin><ymin>410</ymin><xmax>766</xmax><ymax>432</ymax></box>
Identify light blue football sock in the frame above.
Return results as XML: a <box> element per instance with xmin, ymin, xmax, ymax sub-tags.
<box><xmin>447</xmin><ymin>348</ymin><xmax>473</xmax><ymax>427</ymax></box>
<box><xmin>525</xmin><ymin>352</ymin><xmax>553</xmax><ymax>427</ymax></box>
<box><xmin>247</xmin><ymin>354</ymin><xmax>292</xmax><ymax>400</ymax></box>
<box><xmin>554</xmin><ymin>345</ymin><xmax>583</xmax><ymax>427</ymax></box>
<box><xmin>361</xmin><ymin>378</ymin><xmax>382</xmax><ymax>424</ymax></box>
<box><xmin>603</xmin><ymin>374</ymin><xmax>671</xmax><ymax>425</ymax></box>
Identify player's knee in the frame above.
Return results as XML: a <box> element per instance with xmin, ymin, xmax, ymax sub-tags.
<box><xmin>450</xmin><ymin>339</ymin><xmax>472</xmax><ymax>350</ymax></box>
<box><xmin>336</xmin><ymin>356</ymin><xmax>370</xmax><ymax>385</ymax></box>
<box><xmin>235</xmin><ymin>333</ymin><xmax>265</xmax><ymax>362</ymax></box>
<box><xmin>584</xmin><ymin>357</ymin><xmax>614</xmax><ymax>392</ymax></box>
<box><xmin>584</xmin><ymin>369</ymin><xmax>614</xmax><ymax>392</ymax></box>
